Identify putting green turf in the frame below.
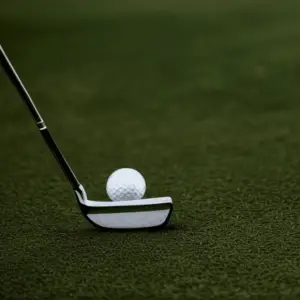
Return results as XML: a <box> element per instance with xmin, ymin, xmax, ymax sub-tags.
<box><xmin>1</xmin><ymin>1</ymin><xmax>300</xmax><ymax>299</ymax></box>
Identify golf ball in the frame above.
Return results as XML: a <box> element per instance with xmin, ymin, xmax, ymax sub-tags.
<box><xmin>106</xmin><ymin>168</ymin><xmax>146</xmax><ymax>201</ymax></box>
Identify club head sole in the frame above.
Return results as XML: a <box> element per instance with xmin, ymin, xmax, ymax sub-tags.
<box><xmin>75</xmin><ymin>186</ymin><xmax>173</xmax><ymax>230</ymax></box>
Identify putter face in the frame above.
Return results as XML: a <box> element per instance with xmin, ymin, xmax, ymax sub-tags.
<box><xmin>75</xmin><ymin>185</ymin><xmax>173</xmax><ymax>229</ymax></box>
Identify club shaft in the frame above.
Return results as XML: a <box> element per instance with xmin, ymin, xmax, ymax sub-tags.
<box><xmin>0</xmin><ymin>45</ymin><xmax>81</xmax><ymax>190</ymax></box>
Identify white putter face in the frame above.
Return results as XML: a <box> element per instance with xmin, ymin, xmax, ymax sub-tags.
<box><xmin>75</xmin><ymin>185</ymin><xmax>173</xmax><ymax>229</ymax></box>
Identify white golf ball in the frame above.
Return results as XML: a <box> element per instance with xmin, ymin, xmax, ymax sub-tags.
<box><xmin>106</xmin><ymin>168</ymin><xmax>146</xmax><ymax>201</ymax></box>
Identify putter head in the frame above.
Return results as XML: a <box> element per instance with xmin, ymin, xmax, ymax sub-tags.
<box><xmin>74</xmin><ymin>185</ymin><xmax>173</xmax><ymax>230</ymax></box>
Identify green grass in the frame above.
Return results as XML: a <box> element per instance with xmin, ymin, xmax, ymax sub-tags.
<box><xmin>1</xmin><ymin>1</ymin><xmax>300</xmax><ymax>299</ymax></box>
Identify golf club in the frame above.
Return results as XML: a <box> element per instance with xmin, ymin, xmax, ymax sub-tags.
<box><xmin>0</xmin><ymin>45</ymin><xmax>173</xmax><ymax>230</ymax></box>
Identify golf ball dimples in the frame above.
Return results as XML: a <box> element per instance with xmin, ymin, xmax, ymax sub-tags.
<box><xmin>106</xmin><ymin>168</ymin><xmax>146</xmax><ymax>201</ymax></box>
